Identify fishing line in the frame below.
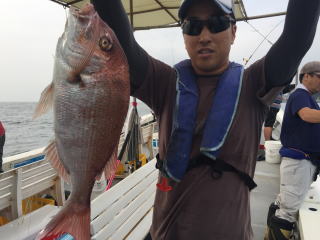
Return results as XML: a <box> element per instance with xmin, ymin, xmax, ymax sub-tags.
<box><xmin>64</xmin><ymin>5</ymin><xmax>68</xmax><ymax>21</ymax></box>
<box><xmin>244</xmin><ymin>18</ymin><xmax>284</xmax><ymax>66</ymax></box>
<box><xmin>246</xmin><ymin>22</ymin><xmax>274</xmax><ymax>46</ymax></box>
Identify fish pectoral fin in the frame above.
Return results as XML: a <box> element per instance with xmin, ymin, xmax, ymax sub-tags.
<box><xmin>67</xmin><ymin>72</ymin><xmax>88</xmax><ymax>89</ymax></box>
<box><xmin>33</xmin><ymin>83</ymin><xmax>54</xmax><ymax>119</ymax></box>
<box><xmin>67</xmin><ymin>72</ymin><xmax>81</xmax><ymax>83</ymax></box>
<box><xmin>45</xmin><ymin>140</ymin><xmax>71</xmax><ymax>183</ymax></box>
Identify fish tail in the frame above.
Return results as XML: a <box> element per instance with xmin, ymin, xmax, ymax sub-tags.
<box><xmin>36</xmin><ymin>201</ymin><xmax>90</xmax><ymax>240</ymax></box>
<box><xmin>33</xmin><ymin>82</ymin><xmax>55</xmax><ymax>119</ymax></box>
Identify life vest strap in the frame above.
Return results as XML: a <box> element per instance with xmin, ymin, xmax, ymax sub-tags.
<box><xmin>187</xmin><ymin>154</ymin><xmax>257</xmax><ymax>191</ymax></box>
<box><xmin>155</xmin><ymin>154</ymin><xmax>257</xmax><ymax>191</ymax></box>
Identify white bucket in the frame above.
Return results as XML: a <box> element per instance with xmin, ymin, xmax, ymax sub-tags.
<box><xmin>265</xmin><ymin>140</ymin><xmax>282</xmax><ymax>164</ymax></box>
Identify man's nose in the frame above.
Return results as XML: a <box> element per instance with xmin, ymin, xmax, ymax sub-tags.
<box><xmin>199</xmin><ymin>26</ymin><xmax>212</xmax><ymax>43</ymax></box>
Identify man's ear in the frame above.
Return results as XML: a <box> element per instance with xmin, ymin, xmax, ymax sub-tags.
<box><xmin>231</xmin><ymin>24</ymin><xmax>237</xmax><ymax>44</ymax></box>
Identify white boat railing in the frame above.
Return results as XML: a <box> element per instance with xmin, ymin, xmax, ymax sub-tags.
<box><xmin>0</xmin><ymin>158</ymin><xmax>65</xmax><ymax>221</ymax></box>
<box><xmin>0</xmin><ymin>159</ymin><xmax>158</xmax><ymax>240</ymax></box>
<box><xmin>0</xmin><ymin>113</ymin><xmax>158</xmax><ymax>223</ymax></box>
<box><xmin>2</xmin><ymin>148</ymin><xmax>45</xmax><ymax>172</ymax></box>
<box><xmin>2</xmin><ymin>113</ymin><xmax>157</xmax><ymax>172</ymax></box>
<box><xmin>298</xmin><ymin>179</ymin><xmax>320</xmax><ymax>240</ymax></box>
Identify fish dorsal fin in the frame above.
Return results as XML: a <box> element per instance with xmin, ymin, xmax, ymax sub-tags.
<box><xmin>45</xmin><ymin>140</ymin><xmax>70</xmax><ymax>183</ymax></box>
<box><xmin>33</xmin><ymin>83</ymin><xmax>54</xmax><ymax>119</ymax></box>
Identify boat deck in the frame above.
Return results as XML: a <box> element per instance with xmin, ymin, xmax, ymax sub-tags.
<box><xmin>252</xmin><ymin>160</ymin><xmax>280</xmax><ymax>239</ymax></box>
<box><xmin>2</xmin><ymin>158</ymin><xmax>320</xmax><ymax>240</ymax></box>
<box><xmin>89</xmin><ymin>160</ymin><xmax>281</xmax><ymax>239</ymax></box>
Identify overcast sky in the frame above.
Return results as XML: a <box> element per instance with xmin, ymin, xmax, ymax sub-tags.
<box><xmin>1</xmin><ymin>0</ymin><xmax>319</xmax><ymax>102</ymax></box>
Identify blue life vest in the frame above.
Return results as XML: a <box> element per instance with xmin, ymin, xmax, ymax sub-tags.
<box><xmin>163</xmin><ymin>59</ymin><xmax>244</xmax><ymax>181</ymax></box>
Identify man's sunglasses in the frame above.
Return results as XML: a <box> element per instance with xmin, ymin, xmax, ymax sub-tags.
<box><xmin>181</xmin><ymin>16</ymin><xmax>236</xmax><ymax>36</ymax></box>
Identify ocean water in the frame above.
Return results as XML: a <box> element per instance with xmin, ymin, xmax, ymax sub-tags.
<box><xmin>0</xmin><ymin>101</ymin><xmax>151</xmax><ymax>157</ymax></box>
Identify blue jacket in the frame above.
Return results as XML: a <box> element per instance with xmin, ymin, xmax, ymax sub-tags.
<box><xmin>163</xmin><ymin>60</ymin><xmax>244</xmax><ymax>181</ymax></box>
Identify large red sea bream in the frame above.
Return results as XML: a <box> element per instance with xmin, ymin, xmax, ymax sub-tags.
<box><xmin>34</xmin><ymin>4</ymin><xmax>129</xmax><ymax>239</ymax></box>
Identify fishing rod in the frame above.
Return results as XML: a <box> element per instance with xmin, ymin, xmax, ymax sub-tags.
<box><xmin>243</xmin><ymin>18</ymin><xmax>284</xmax><ymax>66</ymax></box>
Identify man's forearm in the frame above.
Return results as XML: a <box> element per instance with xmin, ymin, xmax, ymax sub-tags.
<box><xmin>298</xmin><ymin>107</ymin><xmax>320</xmax><ymax>123</ymax></box>
<box><xmin>91</xmin><ymin>0</ymin><xmax>149</xmax><ymax>92</ymax></box>
<box><xmin>265</xmin><ymin>0</ymin><xmax>320</xmax><ymax>90</ymax></box>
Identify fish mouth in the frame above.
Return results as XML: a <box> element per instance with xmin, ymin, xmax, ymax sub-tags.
<box><xmin>61</xmin><ymin>4</ymin><xmax>101</xmax><ymax>81</ymax></box>
<box><xmin>70</xmin><ymin>4</ymin><xmax>96</xmax><ymax>19</ymax></box>
<box><xmin>67</xmin><ymin>4</ymin><xmax>97</xmax><ymax>33</ymax></box>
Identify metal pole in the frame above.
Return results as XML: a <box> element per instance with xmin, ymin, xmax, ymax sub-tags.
<box><xmin>129</xmin><ymin>0</ymin><xmax>141</xmax><ymax>170</ymax></box>
<box><xmin>130</xmin><ymin>0</ymin><xmax>138</xmax><ymax>118</ymax></box>
<box><xmin>237</xmin><ymin>12</ymin><xmax>286</xmax><ymax>21</ymax></box>
<box><xmin>130</xmin><ymin>0</ymin><xmax>134</xmax><ymax>28</ymax></box>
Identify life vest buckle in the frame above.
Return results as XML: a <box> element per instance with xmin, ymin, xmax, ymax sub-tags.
<box><xmin>156</xmin><ymin>176</ymin><xmax>173</xmax><ymax>192</ymax></box>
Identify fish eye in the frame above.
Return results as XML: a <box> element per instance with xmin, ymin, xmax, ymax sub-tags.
<box><xmin>99</xmin><ymin>35</ymin><xmax>113</xmax><ymax>51</ymax></box>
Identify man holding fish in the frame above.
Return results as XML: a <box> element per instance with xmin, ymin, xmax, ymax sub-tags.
<box><xmin>90</xmin><ymin>0</ymin><xmax>320</xmax><ymax>239</ymax></box>
<box><xmin>88</xmin><ymin>1</ymin><xmax>320</xmax><ymax>239</ymax></box>
<box><xmin>35</xmin><ymin>0</ymin><xmax>320</xmax><ymax>239</ymax></box>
